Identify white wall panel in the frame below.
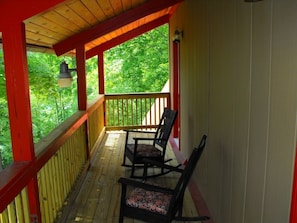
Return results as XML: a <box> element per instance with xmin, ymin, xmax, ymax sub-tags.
<box><xmin>170</xmin><ymin>0</ymin><xmax>297</xmax><ymax>222</ymax></box>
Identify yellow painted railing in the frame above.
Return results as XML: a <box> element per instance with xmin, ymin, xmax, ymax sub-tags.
<box><xmin>88</xmin><ymin>96</ymin><xmax>105</xmax><ymax>155</ymax></box>
<box><xmin>37</xmin><ymin>124</ymin><xmax>87</xmax><ymax>223</ymax></box>
<box><xmin>105</xmin><ymin>92</ymin><xmax>170</xmax><ymax>130</ymax></box>
<box><xmin>0</xmin><ymin>93</ymin><xmax>170</xmax><ymax>223</ymax></box>
<box><xmin>0</xmin><ymin>95</ymin><xmax>106</xmax><ymax>223</ymax></box>
<box><xmin>0</xmin><ymin>188</ymin><xmax>30</xmax><ymax>223</ymax></box>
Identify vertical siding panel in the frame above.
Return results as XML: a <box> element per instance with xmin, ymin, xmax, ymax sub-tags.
<box><xmin>171</xmin><ymin>0</ymin><xmax>297</xmax><ymax>222</ymax></box>
<box><xmin>208</xmin><ymin>0</ymin><xmax>237</xmax><ymax>222</ymax></box>
<box><xmin>263</xmin><ymin>1</ymin><xmax>297</xmax><ymax>222</ymax></box>
<box><xmin>230</xmin><ymin>2</ymin><xmax>252</xmax><ymax>223</ymax></box>
<box><xmin>244</xmin><ymin>1</ymin><xmax>272</xmax><ymax>223</ymax></box>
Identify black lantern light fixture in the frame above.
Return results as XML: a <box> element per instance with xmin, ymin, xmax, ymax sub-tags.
<box><xmin>57</xmin><ymin>61</ymin><xmax>77</xmax><ymax>87</ymax></box>
<box><xmin>173</xmin><ymin>29</ymin><xmax>183</xmax><ymax>42</ymax></box>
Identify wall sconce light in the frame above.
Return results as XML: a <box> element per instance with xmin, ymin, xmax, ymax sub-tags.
<box><xmin>57</xmin><ymin>61</ymin><xmax>77</xmax><ymax>87</ymax></box>
<box><xmin>173</xmin><ymin>29</ymin><xmax>183</xmax><ymax>42</ymax></box>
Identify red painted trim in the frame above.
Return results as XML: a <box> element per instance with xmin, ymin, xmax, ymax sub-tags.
<box><xmin>169</xmin><ymin>136</ymin><xmax>212</xmax><ymax>222</ymax></box>
<box><xmin>2</xmin><ymin>23</ymin><xmax>35</xmax><ymax>162</ymax></box>
<box><xmin>76</xmin><ymin>45</ymin><xmax>87</xmax><ymax>111</ymax></box>
<box><xmin>86</xmin><ymin>15</ymin><xmax>169</xmax><ymax>58</ymax></box>
<box><xmin>3</xmin><ymin>22</ymin><xmax>43</xmax><ymax>221</ymax></box>
<box><xmin>98</xmin><ymin>53</ymin><xmax>105</xmax><ymax>94</ymax></box>
<box><xmin>0</xmin><ymin>0</ymin><xmax>65</xmax><ymax>28</ymax></box>
<box><xmin>290</xmin><ymin>145</ymin><xmax>297</xmax><ymax>223</ymax></box>
<box><xmin>27</xmin><ymin>177</ymin><xmax>42</xmax><ymax>223</ymax></box>
<box><xmin>54</xmin><ymin>0</ymin><xmax>184</xmax><ymax>55</ymax></box>
<box><xmin>188</xmin><ymin>180</ymin><xmax>213</xmax><ymax>223</ymax></box>
<box><xmin>0</xmin><ymin>161</ymin><xmax>32</xmax><ymax>212</ymax></box>
<box><xmin>172</xmin><ymin>41</ymin><xmax>180</xmax><ymax>139</ymax></box>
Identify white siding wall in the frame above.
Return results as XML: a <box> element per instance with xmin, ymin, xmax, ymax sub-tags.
<box><xmin>170</xmin><ymin>0</ymin><xmax>297</xmax><ymax>222</ymax></box>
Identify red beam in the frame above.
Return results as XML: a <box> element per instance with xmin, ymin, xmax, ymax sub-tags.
<box><xmin>54</xmin><ymin>0</ymin><xmax>184</xmax><ymax>56</ymax></box>
<box><xmin>0</xmin><ymin>0</ymin><xmax>66</xmax><ymax>28</ymax></box>
<box><xmin>86</xmin><ymin>15</ymin><xmax>169</xmax><ymax>59</ymax></box>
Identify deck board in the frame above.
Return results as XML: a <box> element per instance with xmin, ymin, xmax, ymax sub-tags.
<box><xmin>58</xmin><ymin>131</ymin><xmax>200</xmax><ymax>223</ymax></box>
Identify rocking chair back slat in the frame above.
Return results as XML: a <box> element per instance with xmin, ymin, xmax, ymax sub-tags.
<box><xmin>154</xmin><ymin>109</ymin><xmax>178</xmax><ymax>149</ymax></box>
<box><xmin>169</xmin><ymin>135</ymin><xmax>207</xmax><ymax>214</ymax></box>
<box><xmin>122</xmin><ymin>108</ymin><xmax>178</xmax><ymax>178</ymax></box>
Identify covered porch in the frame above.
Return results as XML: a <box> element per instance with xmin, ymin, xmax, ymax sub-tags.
<box><xmin>1</xmin><ymin>0</ymin><xmax>297</xmax><ymax>223</ymax></box>
<box><xmin>0</xmin><ymin>0</ymin><xmax>184</xmax><ymax>222</ymax></box>
<box><xmin>55</xmin><ymin>131</ymin><xmax>198</xmax><ymax>223</ymax></box>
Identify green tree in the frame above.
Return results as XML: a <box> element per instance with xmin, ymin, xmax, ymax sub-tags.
<box><xmin>0</xmin><ymin>24</ymin><xmax>169</xmax><ymax>168</ymax></box>
<box><xmin>104</xmin><ymin>24</ymin><xmax>169</xmax><ymax>93</ymax></box>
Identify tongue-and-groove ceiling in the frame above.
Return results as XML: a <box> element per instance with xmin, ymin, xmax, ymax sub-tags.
<box><xmin>0</xmin><ymin>0</ymin><xmax>183</xmax><ymax>57</ymax></box>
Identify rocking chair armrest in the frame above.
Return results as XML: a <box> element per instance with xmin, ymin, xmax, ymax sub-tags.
<box><xmin>132</xmin><ymin>137</ymin><xmax>167</xmax><ymax>142</ymax></box>
<box><xmin>132</xmin><ymin>137</ymin><xmax>156</xmax><ymax>141</ymax></box>
<box><xmin>142</xmin><ymin>158</ymin><xmax>184</xmax><ymax>173</ymax></box>
<box><xmin>118</xmin><ymin>177</ymin><xmax>174</xmax><ymax>194</ymax></box>
<box><xmin>124</xmin><ymin>129</ymin><xmax>156</xmax><ymax>134</ymax></box>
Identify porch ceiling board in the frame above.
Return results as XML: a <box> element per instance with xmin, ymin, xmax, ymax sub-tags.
<box><xmin>0</xmin><ymin>0</ymin><xmax>183</xmax><ymax>56</ymax></box>
<box><xmin>53</xmin><ymin>0</ymin><xmax>183</xmax><ymax>56</ymax></box>
<box><xmin>86</xmin><ymin>14</ymin><xmax>169</xmax><ymax>59</ymax></box>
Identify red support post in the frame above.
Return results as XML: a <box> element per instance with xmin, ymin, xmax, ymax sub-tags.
<box><xmin>172</xmin><ymin>40</ymin><xmax>180</xmax><ymax>140</ymax></box>
<box><xmin>98</xmin><ymin>52</ymin><xmax>105</xmax><ymax>94</ymax></box>
<box><xmin>76</xmin><ymin>46</ymin><xmax>90</xmax><ymax>161</ymax></box>
<box><xmin>76</xmin><ymin>45</ymin><xmax>87</xmax><ymax>111</ymax></box>
<box><xmin>2</xmin><ymin>22</ymin><xmax>35</xmax><ymax>161</ymax></box>
<box><xmin>98</xmin><ymin>52</ymin><xmax>106</xmax><ymax>126</ymax></box>
<box><xmin>2</xmin><ymin>22</ymin><xmax>41</xmax><ymax>223</ymax></box>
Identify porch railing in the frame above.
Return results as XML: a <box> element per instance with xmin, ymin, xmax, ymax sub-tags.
<box><xmin>105</xmin><ymin>92</ymin><xmax>170</xmax><ymax>130</ymax></box>
<box><xmin>0</xmin><ymin>93</ymin><xmax>170</xmax><ymax>223</ymax></box>
<box><xmin>0</xmin><ymin>95</ymin><xmax>105</xmax><ymax>223</ymax></box>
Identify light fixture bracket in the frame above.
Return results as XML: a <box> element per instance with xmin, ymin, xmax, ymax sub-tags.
<box><xmin>173</xmin><ymin>29</ymin><xmax>183</xmax><ymax>42</ymax></box>
<box><xmin>57</xmin><ymin>61</ymin><xmax>77</xmax><ymax>88</ymax></box>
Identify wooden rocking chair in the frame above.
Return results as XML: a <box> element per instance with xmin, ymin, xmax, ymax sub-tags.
<box><xmin>118</xmin><ymin>135</ymin><xmax>209</xmax><ymax>223</ymax></box>
<box><xmin>122</xmin><ymin>108</ymin><xmax>178</xmax><ymax>178</ymax></box>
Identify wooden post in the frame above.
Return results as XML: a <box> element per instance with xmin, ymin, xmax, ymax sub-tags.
<box><xmin>172</xmin><ymin>40</ymin><xmax>180</xmax><ymax>141</ymax></box>
<box><xmin>76</xmin><ymin>45</ymin><xmax>87</xmax><ymax>111</ymax></box>
<box><xmin>2</xmin><ymin>22</ymin><xmax>41</xmax><ymax>223</ymax></box>
<box><xmin>76</xmin><ymin>46</ymin><xmax>90</xmax><ymax>161</ymax></box>
<box><xmin>98</xmin><ymin>51</ymin><xmax>105</xmax><ymax>94</ymax></box>
<box><xmin>98</xmin><ymin>52</ymin><xmax>107</xmax><ymax>126</ymax></box>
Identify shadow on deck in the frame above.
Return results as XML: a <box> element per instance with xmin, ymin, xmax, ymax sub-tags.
<box><xmin>56</xmin><ymin>131</ymin><xmax>199</xmax><ymax>223</ymax></box>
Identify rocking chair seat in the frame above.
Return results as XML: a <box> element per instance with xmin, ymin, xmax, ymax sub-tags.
<box><xmin>126</xmin><ymin>186</ymin><xmax>172</xmax><ymax>215</ymax></box>
<box><xmin>126</xmin><ymin>144</ymin><xmax>162</xmax><ymax>158</ymax></box>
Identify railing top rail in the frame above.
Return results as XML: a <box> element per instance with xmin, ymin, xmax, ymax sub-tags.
<box><xmin>105</xmin><ymin>92</ymin><xmax>169</xmax><ymax>99</ymax></box>
<box><xmin>0</xmin><ymin>161</ymin><xmax>32</xmax><ymax>212</ymax></box>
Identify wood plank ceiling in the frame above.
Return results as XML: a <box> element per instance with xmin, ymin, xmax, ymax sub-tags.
<box><xmin>4</xmin><ymin>0</ymin><xmax>183</xmax><ymax>57</ymax></box>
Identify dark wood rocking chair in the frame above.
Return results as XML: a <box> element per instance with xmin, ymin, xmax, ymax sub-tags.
<box><xmin>122</xmin><ymin>108</ymin><xmax>178</xmax><ymax>178</ymax></box>
<box><xmin>118</xmin><ymin>134</ymin><xmax>209</xmax><ymax>223</ymax></box>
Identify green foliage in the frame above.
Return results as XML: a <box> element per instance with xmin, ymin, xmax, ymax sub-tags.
<box><xmin>0</xmin><ymin>24</ymin><xmax>169</xmax><ymax>169</ymax></box>
<box><xmin>28</xmin><ymin>52</ymin><xmax>78</xmax><ymax>140</ymax></box>
<box><xmin>104</xmin><ymin>25</ymin><xmax>169</xmax><ymax>93</ymax></box>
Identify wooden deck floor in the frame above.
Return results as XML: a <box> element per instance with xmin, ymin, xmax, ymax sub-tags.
<box><xmin>57</xmin><ymin>131</ymin><xmax>199</xmax><ymax>223</ymax></box>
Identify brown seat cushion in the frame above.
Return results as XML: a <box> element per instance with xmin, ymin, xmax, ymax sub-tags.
<box><xmin>126</xmin><ymin>144</ymin><xmax>162</xmax><ymax>157</ymax></box>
